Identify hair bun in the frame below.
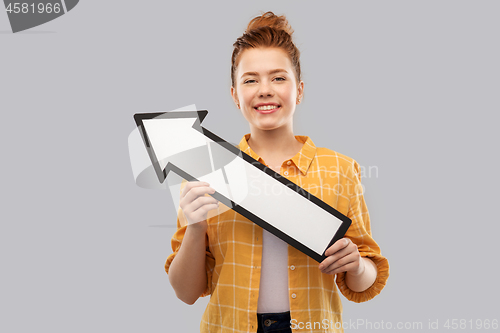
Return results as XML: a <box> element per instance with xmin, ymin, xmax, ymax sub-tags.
<box><xmin>231</xmin><ymin>11</ymin><xmax>302</xmax><ymax>86</ymax></box>
<box><xmin>246</xmin><ymin>11</ymin><xmax>293</xmax><ymax>36</ymax></box>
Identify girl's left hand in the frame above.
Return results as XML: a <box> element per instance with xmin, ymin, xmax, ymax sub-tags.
<box><xmin>319</xmin><ymin>238</ymin><xmax>364</xmax><ymax>276</ymax></box>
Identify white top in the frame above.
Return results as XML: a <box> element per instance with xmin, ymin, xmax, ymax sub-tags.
<box><xmin>257</xmin><ymin>229</ymin><xmax>290</xmax><ymax>313</ymax></box>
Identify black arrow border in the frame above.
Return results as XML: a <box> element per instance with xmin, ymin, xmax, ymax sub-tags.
<box><xmin>134</xmin><ymin>111</ymin><xmax>352</xmax><ymax>263</ymax></box>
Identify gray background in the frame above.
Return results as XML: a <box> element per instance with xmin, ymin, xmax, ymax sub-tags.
<box><xmin>1</xmin><ymin>1</ymin><xmax>499</xmax><ymax>332</ymax></box>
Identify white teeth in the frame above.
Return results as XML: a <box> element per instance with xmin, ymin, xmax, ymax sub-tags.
<box><xmin>256</xmin><ymin>105</ymin><xmax>278</xmax><ymax>111</ymax></box>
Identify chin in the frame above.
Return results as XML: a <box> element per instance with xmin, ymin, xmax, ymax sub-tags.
<box><xmin>255</xmin><ymin>123</ymin><xmax>282</xmax><ymax>131</ymax></box>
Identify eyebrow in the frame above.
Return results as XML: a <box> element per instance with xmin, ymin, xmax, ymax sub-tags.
<box><xmin>240</xmin><ymin>69</ymin><xmax>288</xmax><ymax>78</ymax></box>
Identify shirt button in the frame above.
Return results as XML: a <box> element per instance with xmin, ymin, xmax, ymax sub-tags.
<box><xmin>290</xmin><ymin>265</ymin><xmax>295</xmax><ymax>271</ymax></box>
<box><xmin>291</xmin><ymin>293</ymin><xmax>297</xmax><ymax>299</ymax></box>
<box><xmin>284</xmin><ymin>171</ymin><xmax>289</xmax><ymax>176</ymax></box>
<box><xmin>287</xmin><ymin>160</ymin><xmax>292</xmax><ymax>165</ymax></box>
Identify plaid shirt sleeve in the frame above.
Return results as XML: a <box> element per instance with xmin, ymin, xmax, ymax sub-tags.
<box><xmin>164</xmin><ymin>182</ymin><xmax>216</xmax><ymax>298</ymax></box>
<box><xmin>335</xmin><ymin>159</ymin><xmax>390</xmax><ymax>303</ymax></box>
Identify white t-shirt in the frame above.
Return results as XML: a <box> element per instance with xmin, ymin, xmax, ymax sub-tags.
<box><xmin>257</xmin><ymin>229</ymin><xmax>290</xmax><ymax>313</ymax></box>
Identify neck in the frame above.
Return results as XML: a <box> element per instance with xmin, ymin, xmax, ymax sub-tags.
<box><xmin>247</xmin><ymin>124</ymin><xmax>300</xmax><ymax>158</ymax></box>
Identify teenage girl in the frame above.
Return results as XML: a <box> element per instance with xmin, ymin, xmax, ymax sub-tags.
<box><xmin>166</xmin><ymin>11</ymin><xmax>389</xmax><ymax>333</ymax></box>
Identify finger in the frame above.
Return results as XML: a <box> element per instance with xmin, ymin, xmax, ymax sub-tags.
<box><xmin>192</xmin><ymin>202</ymin><xmax>220</xmax><ymax>217</ymax></box>
<box><xmin>324</xmin><ymin>238</ymin><xmax>351</xmax><ymax>257</ymax></box>
<box><xmin>331</xmin><ymin>241</ymin><xmax>358</xmax><ymax>263</ymax></box>
<box><xmin>180</xmin><ymin>181</ymin><xmax>210</xmax><ymax>200</ymax></box>
<box><xmin>182</xmin><ymin>184</ymin><xmax>215</xmax><ymax>205</ymax></box>
<box><xmin>320</xmin><ymin>239</ymin><xmax>355</xmax><ymax>269</ymax></box>
<box><xmin>185</xmin><ymin>196</ymin><xmax>219</xmax><ymax>215</ymax></box>
<box><xmin>322</xmin><ymin>252</ymin><xmax>359</xmax><ymax>274</ymax></box>
<box><xmin>325</xmin><ymin>261</ymin><xmax>360</xmax><ymax>275</ymax></box>
<box><xmin>319</xmin><ymin>243</ymin><xmax>354</xmax><ymax>270</ymax></box>
<box><xmin>188</xmin><ymin>202</ymin><xmax>220</xmax><ymax>225</ymax></box>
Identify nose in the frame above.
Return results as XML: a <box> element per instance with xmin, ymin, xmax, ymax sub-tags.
<box><xmin>258</xmin><ymin>81</ymin><xmax>274</xmax><ymax>97</ymax></box>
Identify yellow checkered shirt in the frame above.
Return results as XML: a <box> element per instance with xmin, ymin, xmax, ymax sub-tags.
<box><xmin>165</xmin><ymin>134</ymin><xmax>389</xmax><ymax>333</ymax></box>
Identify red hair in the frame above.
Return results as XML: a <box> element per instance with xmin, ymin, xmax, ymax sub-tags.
<box><xmin>231</xmin><ymin>11</ymin><xmax>301</xmax><ymax>87</ymax></box>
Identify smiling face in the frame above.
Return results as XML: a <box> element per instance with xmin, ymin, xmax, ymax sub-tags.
<box><xmin>231</xmin><ymin>47</ymin><xmax>304</xmax><ymax>132</ymax></box>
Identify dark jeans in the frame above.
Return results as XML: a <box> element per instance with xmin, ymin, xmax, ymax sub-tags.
<box><xmin>256</xmin><ymin>311</ymin><xmax>292</xmax><ymax>333</ymax></box>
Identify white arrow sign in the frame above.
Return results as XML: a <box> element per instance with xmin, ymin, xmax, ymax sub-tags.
<box><xmin>132</xmin><ymin>110</ymin><xmax>351</xmax><ymax>262</ymax></box>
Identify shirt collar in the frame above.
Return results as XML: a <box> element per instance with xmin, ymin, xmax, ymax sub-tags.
<box><xmin>237</xmin><ymin>133</ymin><xmax>317</xmax><ymax>176</ymax></box>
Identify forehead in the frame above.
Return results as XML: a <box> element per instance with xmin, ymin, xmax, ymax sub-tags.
<box><xmin>236</xmin><ymin>47</ymin><xmax>293</xmax><ymax>76</ymax></box>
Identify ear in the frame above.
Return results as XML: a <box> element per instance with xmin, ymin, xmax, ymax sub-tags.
<box><xmin>230</xmin><ymin>86</ymin><xmax>240</xmax><ymax>108</ymax></box>
<box><xmin>296</xmin><ymin>80</ymin><xmax>304</xmax><ymax>104</ymax></box>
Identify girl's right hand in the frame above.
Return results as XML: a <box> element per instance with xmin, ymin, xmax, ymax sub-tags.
<box><xmin>179</xmin><ymin>181</ymin><xmax>219</xmax><ymax>231</ymax></box>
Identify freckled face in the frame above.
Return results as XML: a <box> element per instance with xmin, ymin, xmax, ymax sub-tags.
<box><xmin>231</xmin><ymin>47</ymin><xmax>303</xmax><ymax>131</ymax></box>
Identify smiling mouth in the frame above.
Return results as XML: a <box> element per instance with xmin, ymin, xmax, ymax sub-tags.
<box><xmin>254</xmin><ymin>105</ymin><xmax>280</xmax><ymax>113</ymax></box>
